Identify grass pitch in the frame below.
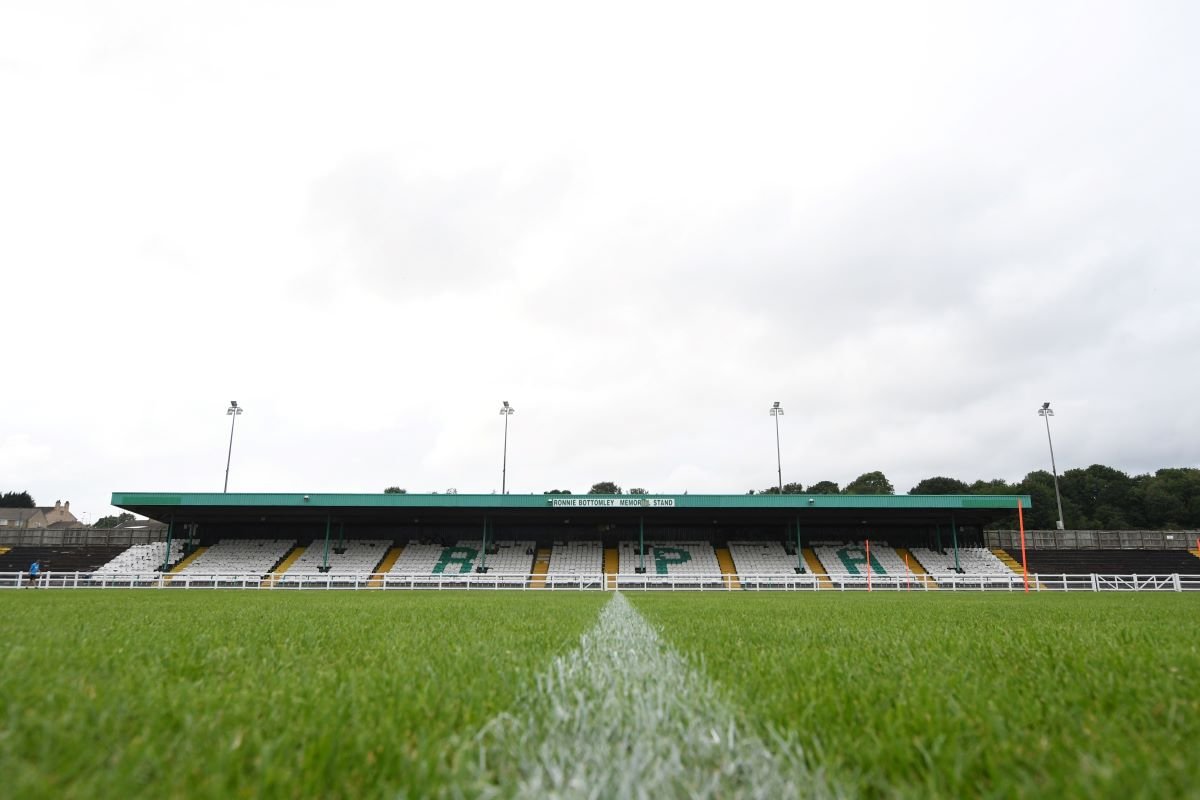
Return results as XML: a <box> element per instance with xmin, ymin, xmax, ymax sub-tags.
<box><xmin>0</xmin><ymin>591</ymin><xmax>605</xmax><ymax>799</ymax></box>
<box><xmin>630</xmin><ymin>593</ymin><xmax>1200</xmax><ymax>799</ymax></box>
<box><xmin>3</xmin><ymin>591</ymin><xmax>1197</xmax><ymax>799</ymax></box>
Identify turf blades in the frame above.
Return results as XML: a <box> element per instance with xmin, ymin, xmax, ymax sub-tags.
<box><xmin>466</xmin><ymin>593</ymin><xmax>834</xmax><ymax>800</ymax></box>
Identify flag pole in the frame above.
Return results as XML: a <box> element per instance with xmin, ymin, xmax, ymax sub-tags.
<box><xmin>1018</xmin><ymin>498</ymin><xmax>1029</xmax><ymax>593</ymax></box>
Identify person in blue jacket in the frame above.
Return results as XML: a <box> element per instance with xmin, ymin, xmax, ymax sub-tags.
<box><xmin>28</xmin><ymin>560</ymin><xmax>40</xmax><ymax>588</ymax></box>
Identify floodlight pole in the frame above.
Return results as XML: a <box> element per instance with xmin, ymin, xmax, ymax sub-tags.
<box><xmin>770</xmin><ymin>402</ymin><xmax>784</xmax><ymax>493</ymax></box>
<box><xmin>224</xmin><ymin>401</ymin><xmax>244</xmax><ymax>493</ymax></box>
<box><xmin>499</xmin><ymin>401</ymin><xmax>515</xmax><ymax>495</ymax></box>
<box><xmin>1038</xmin><ymin>403</ymin><xmax>1066</xmax><ymax>530</ymax></box>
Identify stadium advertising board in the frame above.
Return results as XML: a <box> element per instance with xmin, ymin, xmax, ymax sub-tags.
<box><xmin>548</xmin><ymin>498</ymin><xmax>676</xmax><ymax>508</ymax></box>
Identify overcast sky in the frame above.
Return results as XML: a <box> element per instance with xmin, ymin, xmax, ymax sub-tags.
<box><xmin>2</xmin><ymin>1</ymin><xmax>1198</xmax><ymax>522</ymax></box>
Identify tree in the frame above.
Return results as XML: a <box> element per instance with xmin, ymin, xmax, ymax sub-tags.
<box><xmin>543</xmin><ymin>489</ymin><xmax>572</xmax><ymax>495</ymax></box>
<box><xmin>383</xmin><ymin>487</ymin><xmax>407</xmax><ymax>494</ymax></box>
<box><xmin>628</xmin><ymin>487</ymin><xmax>648</xmax><ymax>495</ymax></box>
<box><xmin>1015</xmin><ymin>470</ymin><xmax>1067</xmax><ymax>530</ymax></box>
<box><xmin>94</xmin><ymin>512</ymin><xmax>135</xmax><ymax>529</ymax></box>
<box><xmin>588</xmin><ymin>482</ymin><xmax>622</xmax><ymax>495</ymax></box>
<box><xmin>908</xmin><ymin>476</ymin><xmax>970</xmax><ymax>495</ymax></box>
<box><xmin>968</xmin><ymin>479</ymin><xmax>1014</xmax><ymax>495</ymax></box>
<box><xmin>760</xmin><ymin>482</ymin><xmax>806</xmax><ymax>495</ymax></box>
<box><xmin>0</xmin><ymin>491</ymin><xmax>35</xmax><ymax>508</ymax></box>
<box><xmin>806</xmin><ymin>480</ymin><xmax>840</xmax><ymax>494</ymax></box>
<box><xmin>843</xmin><ymin>471</ymin><xmax>894</xmax><ymax>495</ymax></box>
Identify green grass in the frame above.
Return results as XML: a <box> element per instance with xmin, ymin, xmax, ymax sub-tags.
<box><xmin>0</xmin><ymin>591</ymin><xmax>606</xmax><ymax>799</ymax></box>
<box><xmin>6</xmin><ymin>591</ymin><xmax>1198</xmax><ymax>799</ymax></box>
<box><xmin>629</xmin><ymin>593</ymin><xmax>1200</xmax><ymax>799</ymax></box>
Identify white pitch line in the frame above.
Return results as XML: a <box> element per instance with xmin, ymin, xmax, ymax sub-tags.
<box><xmin>463</xmin><ymin>593</ymin><xmax>838</xmax><ymax>800</ymax></box>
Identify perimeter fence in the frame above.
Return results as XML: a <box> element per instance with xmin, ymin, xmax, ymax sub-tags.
<box><xmin>3</xmin><ymin>572</ymin><xmax>1199</xmax><ymax>592</ymax></box>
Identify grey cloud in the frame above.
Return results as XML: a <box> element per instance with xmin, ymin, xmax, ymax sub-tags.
<box><xmin>308</xmin><ymin>157</ymin><xmax>570</xmax><ymax>297</ymax></box>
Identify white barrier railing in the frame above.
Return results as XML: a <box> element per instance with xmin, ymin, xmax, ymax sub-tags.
<box><xmin>2</xmin><ymin>571</ymin><xmax>1199</xmax><ymax>591</ymax></box>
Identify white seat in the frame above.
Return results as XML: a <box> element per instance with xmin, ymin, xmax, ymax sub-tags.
<box><xmin>92</xmin><ymin>541</ymin><xmax>189</xmax><ymax>579</ymax></box>
<box><xmin>175</xmin><ymin>539</ymin><xmax>296</xmax><ymax>579</ymax></box>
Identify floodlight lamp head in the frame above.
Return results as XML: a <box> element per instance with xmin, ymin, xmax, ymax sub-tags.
<box><xmin>1042</xmin><ymin>402</ymin><xmax>1050</xmax><ymax>410</ymax></box>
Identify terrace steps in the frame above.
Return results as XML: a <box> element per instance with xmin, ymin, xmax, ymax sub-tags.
<box><xmin>992</xmin><ymin>548</ymin><xmax>1025</xmax><ymax>575</ymax></box>
<box><xmin>801</xmin><ymin>548</ymin><xmax>833</xmax><ymax>589</ymax></box>
<box><xmin>1190</xmin><ymin>548</ymin><xmax>1200</xmax><ymax>564</ymax></box>
<box><xmin>368</xmin><ymin>546</ymin><xmax>404</xmax><ymax>587</ymax></box>
<box><xmin>604</xmin><ymin>547</ymin><xmax>619</xmax><ymax>590</ymax></box>
<box><xmin>893</xmin><ymin>547</ymin><xmax>937</xmax><ymax>589</ymax></box>
<box><xmin>529</xmin><ymin>548</ymin><xmax>551</xmax><ymax>589</ymax></box>
<box><xmin>266</xmin><ymin>546</ymin><xmax>306</xmax><ymax>586</ymax></box>
<box><xmin>0</xmin><ymin>546</ymin><xmax>9</xmax><ymax>557</ymax></box>
<box><xmin>714</xmin><ymin>547</ymin><xmax>741</xmax><ymax>590</ymax></box>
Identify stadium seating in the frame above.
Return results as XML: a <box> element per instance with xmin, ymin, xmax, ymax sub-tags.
<box><xmin>727</xmin><ymin>540</ymin><xmax>824</xmax><ymax>588</ymax></box>
<box><xmin>174</xmin><ymin>539</ymin><xmax>295</xmax><ymax>581</ymax></box>
<box><xmin>387</xmin><ymin>540</ymin><xmax>535</xmax><ymax>583</ymax></box>
<box><xmin>728</xmin><ymin>541</ymin><xmax>803</xmax><ymax>575</ymax></box>
<box><xmin>543</xmin><ymin>540</ymin><xmax>603</xmax><ymax>588</ymax></box>
<box><xmin>278</xmin><ymin>540</ymin><xmax>391</xmax><ymax>583</ymax></box>
<box><xmin>617</xmin><ymin>541</ymin><xmax>720</xmax><ymax>585</ymax></box>
<box><xmin>814</xmin><ymin>542</ymin><xmax>909</xmax><ymax>584</ymax></box>
<box><xmin>547</xmin><ymin>540</ymin><xmax>603</xmax><ymax>575</ymax></box>
<box><xmin>92</xmin><ymin>542</ymin><xmax>191</xmax><ymax>579</ymax></box>
<box><xmin>908</xmin><ymin>547</ymin><xmax>1016</xmax><ymax>586</ymax></box>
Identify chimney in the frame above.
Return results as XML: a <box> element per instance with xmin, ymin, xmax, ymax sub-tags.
<box><xmin>64</xmin><ymin>501</ymin><xmax>70</xmax><ymax>511</ymax></box>
<box><xmin>55</xmin><ymin>500</ymin><xmax>61</xmax><ymax>509</ymax></box>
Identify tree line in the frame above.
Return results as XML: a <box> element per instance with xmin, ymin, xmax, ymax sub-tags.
<box><xmin>749</xmin><ymin>466</ymin><xmax>1200</xmax><ymax>531</ymax></box>
<box><xmin>540</xmin><ymin>466</ymin><xmax>1200</xmax><ymax>530</ymax></box>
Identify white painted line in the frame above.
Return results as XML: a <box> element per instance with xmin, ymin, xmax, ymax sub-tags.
<box><xmin>466</xmin><ymin>593</ymin><xmax>836</xmax><ymax>799</ymax></box>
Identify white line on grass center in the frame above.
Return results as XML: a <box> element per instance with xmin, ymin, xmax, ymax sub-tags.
<box><xmin>462</xmin><ymin>593</ymin><xmax>838</xmax><ymax>800</ymax></box>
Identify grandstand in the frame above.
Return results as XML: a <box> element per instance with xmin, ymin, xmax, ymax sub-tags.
<box><xmin>2</xmin><ymin>491</ymin><xmax>1194</xmax><ymax>591</ymax></box>
<box><xmin>277</xmin><ymin>539</ymin><xmax>391</xmax><ymax>584</ymax></box>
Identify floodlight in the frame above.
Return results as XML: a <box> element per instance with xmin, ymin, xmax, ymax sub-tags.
<box><xmin>1036</xmin><ymin>402</ymin><xmax>1066</xmax><ymax>529</ymax></box>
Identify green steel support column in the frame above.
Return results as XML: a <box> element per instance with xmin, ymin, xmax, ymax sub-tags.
<box><xmin>935</xmin><ymin>523</ymin><xmax>943</xmax><ymax>553</ymax></box>
<box><xmin>161</xmin><ymin>516</ymin><xmax>174</xmax><ymax>573</ymax></box>
<box><xmin>796</xmin><ymin>517</ymin><xmax>803</xmax><ymax>572</ymax></box>
<box><xmin>951</xmin><ymin>516</ymin><xmax>961</xmax><ymax>572</ymax></box>
<box><xmin>639</xmin><ymin>516</ymin><xmax>645</xmax><ymax>573</ymax></box>
<box><xmin>322</xmin><ymin>515</ymin><xmax>331</xmax><ymax>572</ymax></box>
<box><xmin>479</xmin><ymin>516</ymin><xmax>488</xmax><ymax>572</ymax></box>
